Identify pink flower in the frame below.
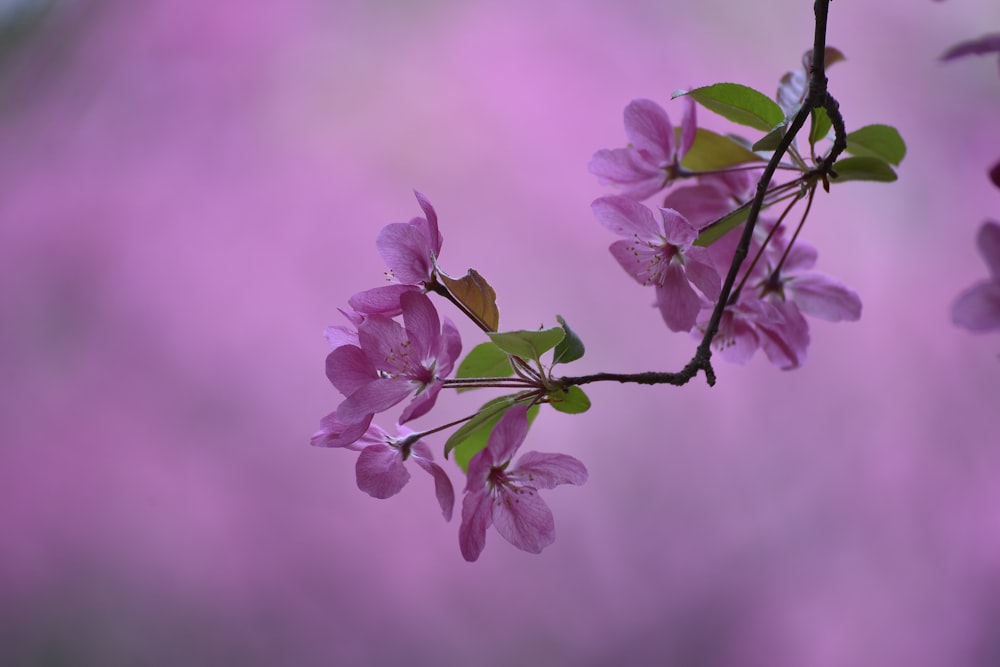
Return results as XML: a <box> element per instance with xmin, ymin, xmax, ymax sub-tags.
<box><xmin>952</xmin><ymin>221</ymin><xmax>1000</xmax><ymax>332</ymax></box>
<box><xmin>376</xmin><ymin>190</ymin><xmax>443</xmax><ymax>286</ymax></box>
<box><xmin>941</xmin><ymin>33</ymin><xmax>1000</xmax><ymax>77</ymax></box>
<box><xmin>662</xmin><ymin>168</ymin><xmax>758</xmax><ymax>229</ymax></box>
<box><xmin>326</xmin><ymin>291</ymin><xmax>461</xmax><ymax>426</ymax></box>
<box><xmin>312</xmin><ymin>419</ymin><xmax>455</xmax><ymax>520</ymax></box>
<box><xmin>592</xmin><ymin>195</ymin><xmax>720</xmax><ymax>332</ymax></box>
<box><xmin>589</xmin><ymin>97</ymin><xmax>696</xmax><ymax>200</ymax></box>
<box><xmin>702</xmin><ymin>226</ymin><xmax>861</xmax><ymax>370</ymax></box>
<box><xmin>459</xmin><ymin>405</ymin><xmax>587</xmax><ymax>562</ymax></box>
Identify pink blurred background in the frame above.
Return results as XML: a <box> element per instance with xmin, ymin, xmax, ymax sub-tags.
<box><xmin>2</xmin><ymin>1</ymin><xmax>999</xmax><ymax>665</ymax></box>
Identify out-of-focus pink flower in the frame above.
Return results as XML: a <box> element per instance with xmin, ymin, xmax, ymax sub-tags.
<box><xmin>376</xmin><ymin>190</ymin><xmax>443</xmax><ymax>286</ymax></box>
<box><xmin>326</xmin><ymin>291</ymin><xmax>461</xmax><ymax>426</ymax></box>
<box><xmin>952</xmin><ymin>221</ymin><xmax>1000</xmax><ymax>332</ymax></box>
<box><xmin>312</xmin><ymin>420</ymin><xmax>454</xmax><ymax>520</ymax></box>
<box><xmin>459</xmin><ymin>405</ymin><xmax>587</xmax><ymax>562</ymax></box>
<box><xmin>941</xmin><ymin>33</ymin><xmax>1000</xmax><ymax>77</ymax></box>
<box><xmin>592</xmin><ymin>195</ymin><xmax>720</xmax><ymax>332</ymax></box>
<box><xmin>589</xmin><ymin>97</ymin><xmax>696</xmax><ymax>200</ymax></box>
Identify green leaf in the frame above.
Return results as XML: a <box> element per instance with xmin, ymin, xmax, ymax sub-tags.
<box><xmin>752</xmin><ymin>120</ymin><xmax>789</xmax><ymax>152</ymax></box>
<box><xmin>446</xmin><ymin>396</ymin><xmax>539</xmax><ymax>472</ymax></box>
<box><xmin>454</xmin><ymin>342</ymin><xmax>513</xmax><ymax>391</ymax></box>
<box><xmin>553</xmin><ymin>315</ymin><xmax>585</xmax><ymax>365</ymax></box>
<box><xmin>438</xmin><ymin>269</ymin><xmax>500</xmax><ymax>331</ymax></box>
<box><xmin>548</xmin><ymin>386</ymin><xmax>591</xmax><ymax>414</ymax></box>
<box><xmin>845</xmin><ymin>124</ymin><xmax>906</xmax><ymax>166</ymax></box>
<box><xmin>809</xmin><ymin>106</ymin><xmax>832</xmax><ymax>146</ymax></box>
<box><xmin>445</xmin><ymin>395</ymin><xmax>514</xmax><ymax>464</ymax></box>
<box><xmin>829</xmin><ymin>156</ymin><xmax>898</xmax><ymax>183</ymax></box>
<box><xmin>678</xmin><ymin>127</ymin><xmax>764</xmax><ymax>171</ymax></box>
<box><xmin>675</xmin><ymin>83</ymin><xmax>785</xmax><ymax>132</ymax></box>
<box><xmin>487</xmin><ymin>327</ymin><xmax>564</xmax><ymax>363</ymax></box>
<box><xmin>694</xmin><ymin>204</ymin><xmax>752</xmax><ymax>247</ymax></box>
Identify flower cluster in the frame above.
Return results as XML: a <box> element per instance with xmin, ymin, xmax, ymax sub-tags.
<box><xmin>314</xmin><ymin>192</ymin><xmax>461</xmax><ymax>517</ymax></box>
<box><xmin>315</xmin><ymin>48</ymin><xmax>906</xmax><ymax>563</ymax></box>
<box><xmin>315</xmin><ymin>192</ymin><xmax>587</xmax><ymax>561</ymax></box>
<box><xmin>589</xmin><ymin>86</ymin><xmax>863</xmax><ymax>369</ymax></box>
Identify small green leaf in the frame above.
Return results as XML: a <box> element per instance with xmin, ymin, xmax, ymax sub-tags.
<box><xmin>454</xmin><ymin>342</ymin><xmax>513</xmax><ymax>391</ymax></box>
<box><xmin>694</xmin><ymin>204</ymin><xmax>752</xmax><ymax>247</ymax></box>
<box><xmin>845</xmin><ymin>124</ymin><xmax>906</xmax><ymax>166</ymax></box>
<box><xmin>678</xmin><ymin>127</ymin><xmax>764</xmax><ymax>171</ymax></box>
<box><xmin>446</xmin><ymin>396</ymin><xmax>539</xmax><ymax>472</ymax></box>
<box><xmin>548</xmin><ymin>386</ymin><xmax>591</xmax><ymax>414</ymax></box>
<box><xmin>553</xmin><ymin>315</ymin><xmax>585</xmax><ymax>365</ymax></box>
<box><xmin>829</xmin><ymin>156</ymin><xmax>898</xmax><ymax>183</ymax></box>
<box><xmin>752</xmin><ymin>121</ymin><xmax>789</xmax><ymax>152</ymax></box>
<box><xmin>488</xmin><ymin>327</ymin><xmax>564</xmax><ymax>363</ymax></box>
<box><xmin>445</xmin><ymin>395</ymin><xmax>515</xmax><ymax>463</ymax></box>
<box><xmin>676</xmin><ymin>83</ymin><xmax>785</xmax><ymax>132</ymax></box>
<box><xmin>809</xmin><ymin>106</ymin><xmax>832</xmax><ymax>146</ymax></box>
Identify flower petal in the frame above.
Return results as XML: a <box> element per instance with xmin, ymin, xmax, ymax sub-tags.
<box><xmin>608</xmin><ymin>238</ymin><xmax>663</xmax><ymax>286</ymax></box>
<box><xmin>336</xmin><ymin>378</ymin><xmax>413</xmax><ymax>423</ymax></box>
<box><xmin>376</xmin><ymin>221</ymin><xmax>434</xmax><ymax>285</ymax></box>
<box><xmin>662</xmin><ymin>183</ymin><xmax>734</xmax><ymax>229</ymax></box>
<box><xmin>940</xmin><ymin>33</ymin><xmax>1000</xmax><ymax>61</ymax></box>
<box><xmin>781</xmin><ymin>241</ymin><xmax>818</xmax><ymax>273</ymax></box>
<box><xmin>659</xmin><ymin>208</ymin><xmax>698</xmax><ymax>248</ymax></box>
<box><xmin>413</xmin><ymin>189</ymin><xmax>443</xmax><ymax>256</ymax></box>
<box><xmin>684</xmin><ymin>248</ymin><xmax>722</xmax><ymax>300</ymax></box>
<box><xmin>413</xmin><ymin>455</ymin><xmax>456</xmax><ymax>521</ymax></box>
<box><xmin>465</xmin><ymin>442</ymin><xmax>495</xmax><ymax>493</ymax></box>
<box><xmin>757</xmin><ymin>301</ymin><xmax>810</xmax><ymax>370</ymax></box>
<box><xmin>588</xmin><ymin>148</ymin><xmax>666</xmax><ymax>200</ymax></box>
<box><xmin>324</xmin><ymin>324</ymin><xmax>359</xmax><ymax>350</ymax></box>
<box><xmin>459</xmin><ymin>489</ymin><xmax>493</xmax><ymax>562</ymax></box>
<box><xmin>326</xmin><ymin>345</ymin><xmax>376</xmax><ymax>396</ymax></box>
<box><xmin>491</xmin><ymin>485</ymin><xmax>556</xmax><ymax>555</ymax></box>
<box><xmin>623</xmin><ymin>98</ymin><xmax>675</xmax><ymax>163</ymax></box>
<box><xmin>656</xmin><ymin>264</ymin><xmax>701</xmax><ymax>332</ymax></box>
<box><xmin>677</xmin><ymin>95</ymin><xmax>697</xmax><ymax>159</ymax></box>
<box><xmin>708</xmin><ymin>305</ymin><xmax>761</xmax><ymax>365</ymax></box>
<box><xmin>977</xmin><ymin>221</ymin><xmax>1000</xmax><ymax>281</ymax></box>
<box><xmin>310</xmin><ymin>411</ymin><xmax>373</xmax><ymax>449</ymax></box>
<box><xmin>358</xmin><ymin>315</ymin><xmax>411</xmax><ymax>375</ymax></box>
<box><xmin>787</xmin><ymin>272</ymin><xmax>862</xmax><ymax>322</ymax></box>
<box><xmin>592</xmin><ymin>195</ymin><xmax>663</xmax><ymax>242</ymax></box>
<box><xmin>512</xmin><ymin>452</ymin><xmax>588</xmax><ymax>489</ymax></box>
<box><xmin>952</xmin><ymin>280</ymin><xmax>1000</xmax><ymax>332</ymax></box>
<box><xmin>436</xmin><ymin>317</ymin><xmax>463</xmax><ymax>377</ymax></box>
<box><xmin>487</xmin><ymin>404</ymin><xmax>530</xmax><ymax>464</ymax></box>
<box><xmin>348</xmin><ymin>284</ymin><xmax>420</xmax><ymax>317</ymax></box>
<box><xmin>401</xmin><ymin>291</ymin><xmax>440</xmax><ymax>362</ymax></box>
<box><xmin>398</xmin><ymin>380</ymin><xmax>442</xmax><ymax>424</ymax></box>
<box><xmin>355</xmin><ymin>444</ymin><xmax>409</xmax><ymax>499</ymax></box>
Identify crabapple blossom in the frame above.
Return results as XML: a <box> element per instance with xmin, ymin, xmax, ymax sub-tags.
<box><xmin>592</xmin><ymin>195</ymin><xmax>720</xmax><ymax>332</ymax></box>
<box><xmin>376</xmin><ymin>190</ymin><xmax>442</xmax><ymax>286</ymax></box>
<box><xmin>459</xmin><ymin>405</ymin><xmax>587</xmax><ymax>562</ymax></box>
<box><xmin>952</xmin><ymin>220</ymin><xmax>1000</xmax><ymax>332</ymax></box>
<box><xmin>312</xmin><ymin>418</ymin><xmax>454</xmax><ymax>520</ymax></box>
<box><xmin>588</xmin><ymin>96</ymin><xmax>696</xmax><ymax>200</ymax></box>
<box><xmin>326</xmin><ymin>291</ymin><xmax>462</xmax><ymax>427</ymax></box>
<box><xmin>701</xmin><ymin>228</ymin><xmax>861</xmax><ymax>369</ymax></box>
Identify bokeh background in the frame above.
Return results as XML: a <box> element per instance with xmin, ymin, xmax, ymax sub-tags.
<box><xmin>2</xmin><ymin>1</ymin><xmax>999</xmax><ymax>665</ymax></box>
